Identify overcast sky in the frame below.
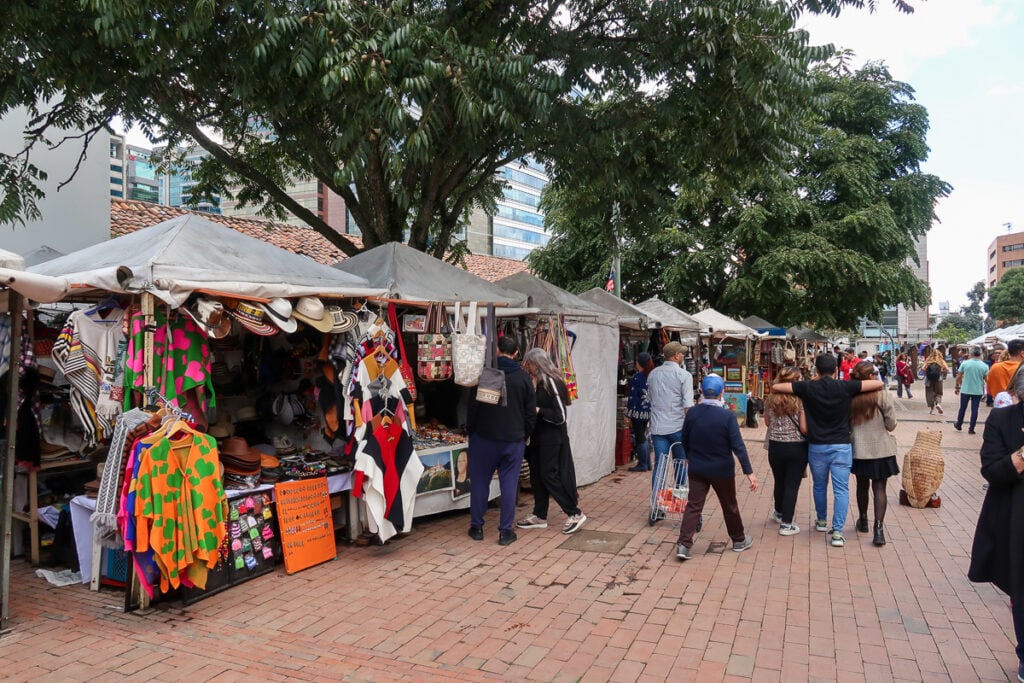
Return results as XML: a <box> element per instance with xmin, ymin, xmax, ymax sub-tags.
<box><xmin>800</xmin><ymin>0</ymin><xmax>1023</xmax><ymax>312</ymax></box>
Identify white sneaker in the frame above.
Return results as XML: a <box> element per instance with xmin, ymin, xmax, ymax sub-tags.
<box><xmin>936</xmin><ymin>404</ymin><xmax>944</xmax><ymax>415</ymax></box>
<box><xmin>770</xmin><ymin>510</ymin><xmax>783</xmax><ymax>525</ymax></box>
<box><xmin>562</xmin><ymin>513</ymin><xmax>587</xmax><ymax>534</ymax></box>
<box><xmin>516</xmin><ymin>515</ymin><xmax>547</xmax><ymax>529</ymax></box>
<box><xmin>830</xmin><ymin>530</ymin><xmax>846</xmax><ymax>547</ymax></box>
<box><xmin>779</xmin><ymin>523</ymin><xmax>800</xmax><ymax>536</ymax></box>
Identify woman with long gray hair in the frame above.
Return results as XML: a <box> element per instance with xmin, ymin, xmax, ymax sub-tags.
<box><xmin>969</xmin><ymin>369</ymin><xmax>1024</xmax><ymax>681</ymax></box>
<box><xmin>516</xmin><ymin>348</ymin><xmax>586</xmax><ymax>534</ymax></box>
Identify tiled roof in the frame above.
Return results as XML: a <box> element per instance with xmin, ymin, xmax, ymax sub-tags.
<box><xmin>109</xmin><ymin>198</ymin><xmax>529</xmax><ymax>282</ymax></box>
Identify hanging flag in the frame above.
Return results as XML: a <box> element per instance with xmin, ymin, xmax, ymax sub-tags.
<box><xmin>605</xmin><ymin>268</ymin><xmax>615</xmax><ymax>292</ymax></box>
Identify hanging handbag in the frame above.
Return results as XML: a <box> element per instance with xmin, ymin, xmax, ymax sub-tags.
<box><xmin>553</xmin><ymin>315</ymin><xmax>580</xmax><ymax>402</ymax></box>
<box><xmin>417</xmin><ymin>303</ymin><xmax>453</xmax><ymax>382</ymax></box>
<box><xmin>388</xmin><ymin>303</ymin><xmax>417</xmax><ymax>400</ymax></box>
<box><xmin>783</xmin><ymin>340</ymin><xmax>797</xmax><ymax>364</ymax></box>
<box><xmin>452</xmin><ymin>301</ymin><xmax>487</xmax><ymax>387</ymax></box>
<box><xmin>476</xmin><ymin>304</ymin><xmax>506</xmax><ymax>405</ymax></box>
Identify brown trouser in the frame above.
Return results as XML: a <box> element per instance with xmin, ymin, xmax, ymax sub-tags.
<box><xmin>677</xmin><ymin>472</ymin><xmax>746</xmax><ymax>547</ymax></box>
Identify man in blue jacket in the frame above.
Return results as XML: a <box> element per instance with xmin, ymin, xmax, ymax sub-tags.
<box><xmin>676</xmin><ymin>374</ymin><xmax>759</xmax><ymax>560</ymax></box>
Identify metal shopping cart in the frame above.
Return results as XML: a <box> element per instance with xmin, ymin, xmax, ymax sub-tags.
<box><xmin>649</xmin><ymin>442</ymin><xmax>688</xmax><ymax>526</ymax></box>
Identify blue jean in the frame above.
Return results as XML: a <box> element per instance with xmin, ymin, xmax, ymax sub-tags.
<box><xmin>808</xmin><ymin>443</ymin><xmax>853</xmax><ymax>532</ymax></box>
<box><xmin>956</xmin><ymin>393</ymin><xmax>982</xmax><ymax>430</ymax></box>
<box><xmin>651</xmin><ymin>431</ymin><xmax>685</xmax><ymax>509</ymax></box>
<box><xmin>468</xmin><ymin>434</ymin><xmax>525</xmax><ymax>532</ymax></box>
<box><xmin>897</xmin><ymin>381</ymin><xmax>912</xmax><ymax>398</ymax></box>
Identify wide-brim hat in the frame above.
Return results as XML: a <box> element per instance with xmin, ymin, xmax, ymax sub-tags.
<box><xmin>259</xmin><ymin>297</ymin><xmax>298</xmax><ymax>334</ymax></box>
<box><xmin>236</xmin><ymin>405</ymin><xmax>259</xmax><ymax>422</ymax></box>
<box><xmin>292</xmin><ymin>296</ymin><xmax>335</xmax><ymax>333</ymax></box>
<box><xmin>325</xmin><ymin>306</ymin><xmax>360</xmax><ymax>333</ymax></box>
<box><xmin>226</xmin><ymin>300</ymin><xmax>279</xmax><ymax>336</ymax></box>
<box><xmin>183</xmin><ymin>297</ymin><xmax>232</xmax><ymax>339</ymax></box>
<box><xmin>208</xmin><ymin>412</ymin><xmax>235</xmax><ymax>439</ymax></box>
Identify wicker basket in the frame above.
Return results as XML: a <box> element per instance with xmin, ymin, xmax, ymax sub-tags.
<box><xmin>901</xmin><ymin>430</ymin><xmax>944</xmax><ymax>508</ymax></box>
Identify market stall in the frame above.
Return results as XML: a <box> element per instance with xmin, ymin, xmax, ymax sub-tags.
<box><xmin>12</xmin><ymin>214</ymin><xmax>400</xmax><ymax>607</ymax></box>
<box><xmin>496</xmin><ymin>272</ymin><xmax>618</xmax><ymax>486</ymax></box>
<box><xmin>690</xmin><ymin>309</ymin><xmax>761</xmax><ymax>419</ymax></box>
<box><xmin>333</xmin><ymin>242</ymin><xmax>532</xmax><ymax>517</ymax></box>
<box><xmin>741</xmin><ymin>315</ymin><xmax>791</xmax><ymax>393</ymax></box>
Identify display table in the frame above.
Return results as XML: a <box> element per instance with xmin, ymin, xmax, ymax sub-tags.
<box><xmin>413</xmin><ymin>442</ymin><xmax>501</xmax><ymax>517</ymax></box>
<box><xmin>73</xmin><ymin>471</ymin><xmax>355</xmax><ymax>590</ymax></box>
<box><xmin>12</xmin><ymin>458</ymin><xmax>95</xmax><ymax>565</ymax></box>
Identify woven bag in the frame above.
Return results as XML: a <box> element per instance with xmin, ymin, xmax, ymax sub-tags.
<box><xmin>388</xmin><ymin>303</ymin><xmax>417</xmax><ymax>400</ymax></box>
<box><xmin>452</xmin><ymin>301</ymin><xmax>486</xmax><ymax>387</ymax></box>
<box><xmin>901</xmin><ymin>430</ymin><xmax>944</xmax><ymax>508</ymax></box>
<box><xmin>417</xmin><ymin>303</ymin><xmax>453</xmax><ymax>382</ymax></box>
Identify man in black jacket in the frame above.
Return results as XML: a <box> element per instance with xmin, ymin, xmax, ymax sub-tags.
<box><xmin>466</xmin><ymin>336</ymin><xmax>536</xmax><ymax>545</ymax></box>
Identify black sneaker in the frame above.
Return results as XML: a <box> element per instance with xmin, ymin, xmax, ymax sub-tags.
<box><xmin>498</xmin><ymin>530</ymin><xmax>517</xmax><ymax>546</ymax></box>
<box><xmin>676</xmin><ymin>544</ymin><xmax>692</xmax><ymax>561</ymax></box>
<box><xmin>969</xmin><ymin>429</ymin><xmax>977</xmax><ymax>435</ymax></box>
<box><xmin>953</xmin><ymin>423</ymin><xmax>962</xmax><ymax>431</ymax></box>
<box><xmin>1017</xmin><ymin>660</ymin><xmax>1024</xmax><ymax>682</ymax></box>
<box><xmin>468</xmin><ymin>526</ymin><xmax>483</xmax><ymax>541</ymax></box>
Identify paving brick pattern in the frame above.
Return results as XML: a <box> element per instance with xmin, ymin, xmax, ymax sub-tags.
<box><xmin>0</xmin><ymin>380</ymin><xmax>1018</xmax><ymax>681</ymax></box>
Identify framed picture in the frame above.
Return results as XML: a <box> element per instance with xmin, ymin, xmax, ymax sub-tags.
<box><xmin>711</xmin><ymin>366</ymin><xmax>725</xmax><ymax>377</ymax></box>
<box><xmin>726</xmin><ymin>367</ymin><xmax>743</xmax><ymax>382</ymax></box>
<box><xmin>723</xmin><ymin>392</ymin><xmax>748</xmax><ymax>417</ymax></box>
<box><xmin>416</xmin><ymin>450</ymin><xmax>453</xmax><ymax>495</ymax></box>
<box><xmin>723</xmin><ymin>381</ymin><xmax>743</xmax><ymax>392</ymax></box>
<box><xmin>403</xmin><ymin>314</ymin><xmax>428</xmax><ymax>333</ymax></box>
<box><xmin>451</xmin><ymin>448</ymin><xmax>471</xmax><ymax>500</ymax></box>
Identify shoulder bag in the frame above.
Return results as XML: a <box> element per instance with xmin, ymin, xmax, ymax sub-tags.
<box><xmin>476</xmin><ymin>304</ymin><xmax>506</xmax><ymax>405</ymax></box>
<box><xmin>388</xmin><ymin>303</ymin><xmax>417</xmax><ymax>400</ymax></box>
<box><xmin>452</xmin><ymin>301</ymin><xmax>486</xmax><ymax>387</ymax></box>
<box><xmin>416</xmin><ymin>303</ymin><xmax>453</xmax><ymax>382</ymax></box>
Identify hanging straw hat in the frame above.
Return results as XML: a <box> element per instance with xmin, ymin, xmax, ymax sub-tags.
<box><xmin>292</xmin><ymin>296</ymin><xmax>335</xmax><ymax>333</ymax></box>
<box><xmin>226</xmin><ymin>300</ymin><xmax>278</xmax><ymax>336</ymax></box>
<box><xmin>325</xmin><ymin>305</ymin><xmax>360</xmax><ymax>333</ymax></box>
<box><xmin>183</xmin><ymin>297</ymin><xmax>232</xmax><ymax>339</ymax></box>
<box><xmin>259</xmin><ymin>297</ymin><xmax>298</xmax><ymax>334</ymax></box>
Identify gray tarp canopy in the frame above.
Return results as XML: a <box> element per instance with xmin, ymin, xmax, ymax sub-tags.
<box><xmin>578</xmin><ymin>288</ymin><xmax>656</xmax><ymax>331</ymax></box>
<box><xmin>497</xmin><ymin>273</ymin><xmax>618</xmax><ymax>486</ymax></box>
<box><xmin>741</xmin><ymin>315</ymin><xmax>787</xmax><ymax>337</ymax></box>
<box><xmin>692</xmin><ymin>308</ymin><xmax>760</xmax><ymax>340</ymax></box>
<box><xmin>333</xmin><ymin>242</ymin><xmax>527</xmax><ymax>306</ymax></box>
<box><xmin>29</xmin><ymin>214</ymin><xmax>384</xmax><ymax>306</ymax></box>
<box><xmin>787</xmin><ymin>326</ymin><xmax>831</xmax><ymax>342</ymax></box>
<box><xmin>635</xmin><ymin>297</ymin><xmax>702</xmax><ymax>342</ymax></box>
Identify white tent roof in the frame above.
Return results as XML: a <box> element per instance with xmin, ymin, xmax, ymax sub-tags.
<box><xmin>334</xmin><ymin>242</ymin><xmax>527</xmax><ymax>306</ymax></box>
<box><xmin>28</xmin><ymin>214</ymin><xmax>384</xmax><ymax>307</ymax></box>
<box><xmin>692</xmin><ymin>308</ymin><xmax>761</xmax><ymax>339</ymax></box>
<box><xmin>0</xmin><ymin>248</ymin><xmax>69</xmax><ymax>303</ymax></box>
<box><xmin>497</xmin><ymin>273</ymin><xmax>614</xmax><ymax>322</ymax></box>
<box><xmin>577</xmin><ymin>288</ymin><xmax>657</xmax><ymax>330</ymax></box>
<box><xmin>635</xmin><ymin>297</ymin><xmax>703</xmax><ymax>332</ymax></box>
<box><xmin>967</xmin><ymin>325</ymin><xmax>1024</xmax><ymax>346</ymax></box>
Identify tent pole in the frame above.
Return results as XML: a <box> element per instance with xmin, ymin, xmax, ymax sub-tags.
<box><xmin>1</xmin><ymin>292</ymin><xmax>24</xmax><ymax>632</ymax></box>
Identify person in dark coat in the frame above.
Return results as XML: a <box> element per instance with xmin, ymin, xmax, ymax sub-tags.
<box><xmin>516</xmin><ymin>348</ymin><xmax>586</xmax><ymax>535</ymax></box>
<box><xmin>969</xmin><ymin>369</ymin><xmax>1024</xmax><ymax>682</ymax></box>
<box><xmin>675</xmin><ymin>374</ymin><xmax>759</xmax><ymax>561</ymax></box>
<box><xmin>466</xmin><ymin>335</ymin><xmax>536</xmax><ymax>546</ymax></box>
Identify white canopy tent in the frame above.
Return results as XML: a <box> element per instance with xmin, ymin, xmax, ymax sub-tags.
<box><xmin>691</xmin><ymin>308</ymin><xmax>761</xmax><ymax>340</ymax></box>
<box><xmin>578</xmin><ymin>288</ymin><xmax>657</xmax><ymax>331</ymax></box>
<box><xmin>30</xmin><ymin>213</ymin><xmax>386</xmax><ymax>306</ymax></box>
<box><xmin>497</xmin><ymin>273</ymin><xmax>619</xmax><ymax>486</ymax></box>
<box><xmin>967</xmin><ymin>325</ymin><xmax>1024</xmax><ymax>346</ymax></box>
<box><xmin>635</xmin><ymin>297</ymin><xmax>703</xmax><ymax>343</ymax></box>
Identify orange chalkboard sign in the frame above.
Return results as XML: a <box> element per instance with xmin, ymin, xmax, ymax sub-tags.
<box><xmin>274</xmin><ymin>478</ymin><xmax>336</xmax><ymax>574</ymax></box>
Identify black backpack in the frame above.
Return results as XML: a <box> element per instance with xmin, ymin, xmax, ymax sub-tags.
<box><xmin>925</xmin><ymin>362</ymin><xmax>942</xmax><ymax>382</ymax></box>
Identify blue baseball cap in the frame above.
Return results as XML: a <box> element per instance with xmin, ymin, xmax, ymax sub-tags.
<box><xmin>701</xmin><ymin>373</ymin><xmax>725</xmax><ymax>397</ymax></box>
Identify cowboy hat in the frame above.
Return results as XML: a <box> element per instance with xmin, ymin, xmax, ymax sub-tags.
<box><xmin>259</xmin><ymin>297</ymin><xmax>298</xmax><ymax>334</ymax></box>
<box><xmin>226</xmin><ymin>300</ymin><xmax>278</xmax><ymax>336</ymax></box>
<box><xmin>291</xmin><ymin>296</ymin><xmax>335</xmax><ymax>333</ymax></box>
<box><xmin>183</xmin><ymin>297</ymin><xmax>232</xmax><ymax>339</ymax></box>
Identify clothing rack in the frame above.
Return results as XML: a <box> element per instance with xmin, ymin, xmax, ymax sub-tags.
<box><xmin>145</xmin><ymin>388</ymin><xmax>193</xmax><ymax>423</ymax></box>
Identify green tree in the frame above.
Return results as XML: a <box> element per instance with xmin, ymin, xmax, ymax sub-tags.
<box><xmin>965</xmin><ymin>280</ymin><xmax>987</xmax><ymax>316</ymax></box>
<box><xmin>986</xmin><ymin>269</ymin><xmax>1024</xmax><ymax>325</ymax></box>
<box><xmin>1</xmin><ymin>0</ymin><xmax>915</xmax><ymax>257</ymax></box>
<box><xmin>533</xmin><ymin>61</ymin><xmax>949</xmax><ymax>330</ymax></box>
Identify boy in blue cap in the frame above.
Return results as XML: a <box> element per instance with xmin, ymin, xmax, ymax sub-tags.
<box><xmin>676</xmin><ymin>374</ymin><xmax>759</xmax><ymax>560</ymax></box>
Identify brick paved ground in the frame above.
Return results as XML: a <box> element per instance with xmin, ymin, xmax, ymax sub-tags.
<box><xmin>0</xmin><ymin>379</ymin><xmax>1018</xmax><ymax>682</ymax></box>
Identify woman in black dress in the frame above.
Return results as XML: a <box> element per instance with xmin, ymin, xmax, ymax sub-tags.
<box><xmin>516</xmin><ymin>348</ymin><xmax>586</xmax><ymax>534</ymax></box>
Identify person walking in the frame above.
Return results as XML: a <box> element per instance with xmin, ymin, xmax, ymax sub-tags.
<box><xmin>646</xmin><ymin>341</ymin><xmax>694</xmax><ymax>523</ymax></box>
<box><xmin>987</xmin><ymin>340</ymin><xmax>1024</xmax><ymax>403</ymax></box>
<box><xmin>954</xmin><ymin>347</ymin><xmax>989</xmax><ymax>435</ymax></box>
<box><xmin>771</xmin><ymin>353</ymin><xmax>883</xmax><ymax>548</ymax></box>
<box><xmin>626</xmin><ymin>352</ymin><xmax>654</xmax><ymax>472</ymax></box>
<box><xmin>675</xmin><ymin>374</ymin><xmax>758</xmax><ymax>560</ymax></box>
<box><xmin>466</xmin><ymin>336</ymin><xmax>536</xmax><ymax>546</ymax></box>
<box><xmin>895</xmin><ymin>353</ymin><xmax>914</xmax><ymax>399</ymax></box>
<box><xmin>516</xmin><ymin>348</ymin><xmax>586</xmax><ymax>535</ymax></box>
<box><xmin>849</xmin><ymin>361</ymin><xmax>899</xmax><ymax>546</ymax></box>
<box><xmin>764</xmin><ymin>367</ymin><xmax>807</xmax><ymax>536</ymax></box>
<box><xmin>923</xmin><ymin>348</ymin><xmax>949</xmax><ymax>415</ymax></box>
<box><xmin>968</xmin><ymin>371</ymin><xmax>1024</xmax><ymax>683</ymax></box>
